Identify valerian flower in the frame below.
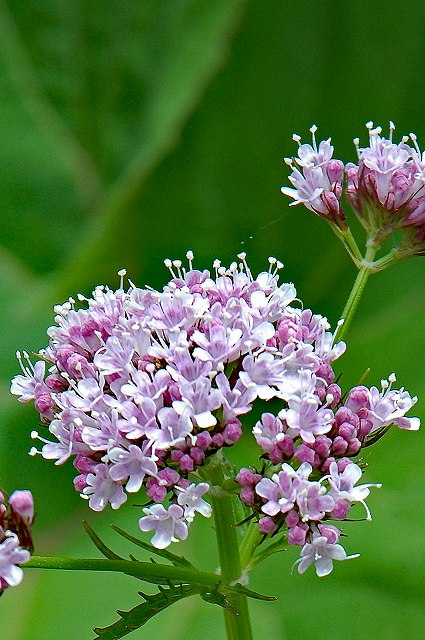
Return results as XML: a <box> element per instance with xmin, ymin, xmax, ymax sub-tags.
<box><xmin>11</xmin><ymin>253</ymin><xmax>419</xmax><ymax>574</ymax></box>
<box><xmin>282</xmin><ymin>121</ymin><xmax>425</xmax><ymax>259</ymax></box>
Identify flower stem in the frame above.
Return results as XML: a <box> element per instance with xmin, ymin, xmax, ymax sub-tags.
<box><xmin>335</xmin><ymin>244</ymin><xmax>377</xmax><ymax>342</ymax></box>
<box><xmin>205</xmin><ymin>453</ymin><xmax>254</xmax><ymax>640</ymax></box>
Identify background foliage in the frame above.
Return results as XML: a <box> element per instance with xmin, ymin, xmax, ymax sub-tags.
<box><xmin>1</xmin><ymin>1</ymin><xmax>424</xmax><ymax>638</ymax></box>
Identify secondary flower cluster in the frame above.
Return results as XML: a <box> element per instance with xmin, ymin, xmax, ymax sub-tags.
<box><xmin>236</xmin><ymin>370</ymin><xmax>418</xmax><ymax>575</ymax></box>
<box><xmin>11</xmin><ymin>254</ymin><xmax>419</xmax><ymax>574</ymax></box>
<box><xmin>282</xmin><ymin>122</ymin><xmax>425</xmax><ymax>255</ymax></box>
<box><xmin>0</xmin><ymin>489</ymin><xmax>34</xmax><ymax>594</ymax></box>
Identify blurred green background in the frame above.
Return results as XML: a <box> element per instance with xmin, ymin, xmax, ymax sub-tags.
<box><xmin>1</xmin><ymin>0</ymin><xmax>425</xmax><ymax>638</ymax></box>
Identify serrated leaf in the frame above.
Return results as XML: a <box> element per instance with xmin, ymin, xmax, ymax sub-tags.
<box><xmin>93</xmin><ymin>584</ymin><xmax>200</xmax><ymax>640</ymax></box>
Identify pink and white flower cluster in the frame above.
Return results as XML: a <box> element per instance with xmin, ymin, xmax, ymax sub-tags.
<box><xmin>282</xmin><ymin>122</ymin><xmax>425</xmax><ymax>254</ymax></box>
<box><xmin>0</xmin><ymin>489</ymin><xmax>34</xmax><ymax>593</ymax></box>
<box><xmin>11</xmin><ymin>254</ymin><xmax>419</xmax><ymax>573</ymax></box>
<box><xmin>237</xmin><ymin>370</ymin><xmax>418</xmax><ymax>575</ymax></box>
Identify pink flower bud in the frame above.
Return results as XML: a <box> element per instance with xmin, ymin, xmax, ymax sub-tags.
<box><xmin>223</xmin><ymin>420</ymin><xmax>242</xmax><ymax>444</ymax></box>
<box><xmin>277</xmin><ymin>436</ymin><xmax>295</xmax><ymax>459</ymax></box>
<box><xmin>73</xmin><ymin>455</ymin><xmax>97</xmax><ymax>473</ymax></box>
<box><xmin>331</xmin><ymin>499</ymin><xmax>351</xmax><ymax>520</ymax></box>
<box><xmin>318</xmin><ymin>523</ymin><xmax>340</xmax><ymax>544</ymax></box>
<box><xmin>258</xmin><ymin>516</ymin><xmax>277</xmax><ymax>535</ymax></box>
<box><xmin>285</xmin><ymin>510</ymin><xmax>299</xmax><ymax>528</ymax></box>
<box><xmin>158</xmin><ymin>468</ymin><xmax>180</xmax><ymax>487</ymax></box>
<box><xmin>338</xmin><ymin>422</ymin><xmax>356</xmax><ymax>440</ymax></box>
<box><xmin>332</xmin><ymin>436</ymin><xmax>348</xmax><ymax>455</ymax></box>
<box><xmin>346</xmin><ymin>438</ymin><xmax>361</xmax><ymax>455</ymax></box>
<box><xmin>74</xmin><ymin>474</ymin><xmax>88</xmax><ymax>492</ymax></box>
<box><xmin>295</xmin><ymin>443</ymin><xmax>315</xmax><ymax>464</ymax></box>
<box><xmin>240</xmin><ymin>488</ymin><xmax>255</xmax><ymax>506</ymax></box>
<box><xmin>196</xmin><ymin>431</ymin><xmax>212</xmax><ymax>450</ymax></box>
<box><xmin>179</xmin><ymin>454</ymin><xmax>194</xmax><ymax>474</ymax></box>
<box><xmin>313</xmin><ymin>436</ymin><xmax>332</xmax><ymax>458</ymax></box>
<box><xmin>268</xmin><ymin>446</ymin><xmax>283</xmax><ymax>464</ymax></box>
<box><xmin>288</xmin><ymin>523</ymin><xmax>308</xmax><ymax>546</ymax></box>
<box><xmin>236</xmin><ymin>468</ymin><xmax>256</xmax><ymax>487</ymax></box>
<box><xmin>189</xmin><ymin>447</ymin><xmax>205</xmax><ymax>465</ymax></box>
<box><xmin>9</xmin><ymin>491</ymin><xmax>34</xmax><ymax>525</ymax></box>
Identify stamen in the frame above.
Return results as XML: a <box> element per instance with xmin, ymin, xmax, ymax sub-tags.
<box><xmin>164</xmin><ymin>259</ymin><xmax>176</xmax><ymax>278</ymax></box>
<box><xmin>186</xmin><ymin>250</ymin><xmax>194</xmax><ymax>270</ymax></box>
<box><xmin>409</xmin><ymin>133</ymin><xmax>421</xmax><ymax>155</ymax></box>
<box><xmin>172</xmin><ymin>260</ymin><xmax>183</xmax><ymax>279</ymax></box>
<box><xmin>117</xmin><ymin>268</ymin><xmax>127</xmax><ymax>290</ymax></box>
<box><xmin>237</xmin><ymin>252</ymin><xmax>253</xmax><ymax>281</ymax></box>
<box><xmin>212</xmin><ymin>259</ymin><xmax>221</xmax><ymax>279</ymax></box>
<box><xmin>310</xmin><ymin>124</ymin><xmax>318</xmax><ymax>151</ymax></box>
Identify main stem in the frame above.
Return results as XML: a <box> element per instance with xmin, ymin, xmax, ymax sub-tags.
<box><xmin>206</xmin><ymin>453</ymin><xmax>254</xmax><ymax>640</ymax></box>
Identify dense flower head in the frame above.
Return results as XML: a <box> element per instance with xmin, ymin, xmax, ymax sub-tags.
<box><xmin>0</xmin><ymin>489</ymin><xmax>34</xmax><ymax>594</ymax></box>
<box><xmin>282</xmin><ymin>122</ymin><xmax>425</xmax><ymax>256</ymax></box>
<box><xmin>11</xmin><ymin>254</ymin><xmax>419</xmax><ymax>572</ymax></box>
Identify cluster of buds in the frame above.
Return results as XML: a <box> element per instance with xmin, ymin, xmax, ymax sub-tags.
<box><xmin>282</xmin><ymin>122</ymin><xmax>425</xmax><ymax>260</ymax></box>
<box><xmin>0</xmin><ymin>490</ymin><xmax>34</xmax><ymax>593</ymax></box>
<box><xmin>11</xmin><ymin>254</ymin><xmax>419</xmax><ymax>573</ymax></box>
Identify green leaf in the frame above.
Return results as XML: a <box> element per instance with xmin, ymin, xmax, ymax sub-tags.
<box><xmin>93</xmin><ymin>584</ymin><xmax>200</xmax><ymax>640</ymax></box>
<box><xmin>111</xmin><ymin>525</ymin><xmax>193</xmax><ymax>568</ymax></box>
<box><xmin>83</xmin><ymin>521</ymin><xmax>125</xmax><ymax>561</ymax></box>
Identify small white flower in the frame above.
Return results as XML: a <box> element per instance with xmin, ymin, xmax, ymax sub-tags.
<box><xmin>175</xmin><ymin>482</ymin><xmax>212</xmax><ymax>522</ymax></box>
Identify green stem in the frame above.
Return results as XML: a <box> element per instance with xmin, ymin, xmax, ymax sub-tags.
<box><xmin>336</xmin><ymin>244</ymin><xmax>377</xmax><ymax>342</ymax></box>
<box><xmin>205</xmin><ymin>453</ymin><xmax>254</xmax><ymax>640</ymax></box>
<box><xmin>25</xmin><ymin>555</ymin><xmax>219</xmax><ymax>588</ymax></box>
<box><xmin>331</xmin><ymin>225</ymin><xmax>363</xmax><ymax>266</ymax></box>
